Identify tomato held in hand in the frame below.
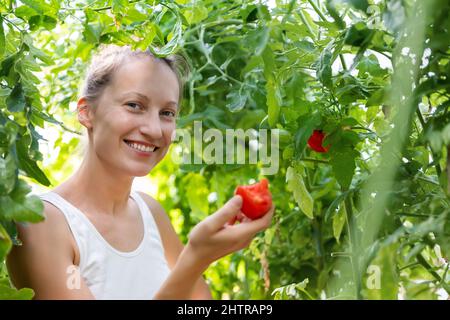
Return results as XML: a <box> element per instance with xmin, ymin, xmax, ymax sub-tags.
<box><xmin>307</xmin><ymin>130</ymin><xmax>329</xmax><ymax>153</ymax></box>
<box><xmin>234</xmin><ymin>179</ymin><xmax>273</xmax><ymax>220</ymax></box>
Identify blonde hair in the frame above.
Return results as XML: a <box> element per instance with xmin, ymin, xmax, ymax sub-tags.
<box><xmin>81</xmin><ymin>44</ymin><xmax>189</xmax><ymax>104</ymax></box>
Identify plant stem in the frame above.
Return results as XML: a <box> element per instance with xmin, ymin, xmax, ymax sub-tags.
<box><xmin>306</xmin><ymin>0</ymin><xmax>328</xmax><ymax>22</ymax></box>
<box><xmin>343</xmin><ymin>191</ymin><xmax>362</xmax><ymax>299</ymax></box>
<box><xmin>416</xmin><ymin>108</ymin><xmax>442</xmax><ymax>177</ymax></box>
<box><xmin>299</xmin><ymin>158</ymin><xmax>329</xmax><ymax>164</ymax></box>
<box><xmin>298</xmin><ymin>10</ymin><xmax>316</xmax><ymax>39</ymax></box>
<box><xmin>416</xmin><ymin>253</ymin><xmax>450</xmax><ymax>294</ymax></box>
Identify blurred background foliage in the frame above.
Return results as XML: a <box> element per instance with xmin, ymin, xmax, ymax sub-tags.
<box><xmin>0</xmin><ymin>0</ymin><xmax>449</xmax><ymax>299</ymax></box>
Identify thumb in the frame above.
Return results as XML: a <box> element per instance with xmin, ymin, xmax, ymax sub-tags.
<box><xmin>210</xmin><ymin>195</ymin><xmax>243</xmax><ymax>230</ymax></box>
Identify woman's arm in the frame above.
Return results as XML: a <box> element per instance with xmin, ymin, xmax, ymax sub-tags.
<box><xmin>6</xmin><ymin>202</ymin><xmax>95</xmax><ymax>300</ymax></box>
<box><xmin>138</xmin><ymin>192</ymin><xmax>212</xmax><ymax>299</ymax></box>
<box><xmin>151</xmin><ymin>195</ymin><xmax>275</xmax><ymax>300</ymax></box>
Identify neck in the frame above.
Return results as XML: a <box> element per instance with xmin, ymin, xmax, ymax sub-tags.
<box><xmin>58</xmin><ymin>148</ymin><xmax>134</xmax><ymax>217</ymax></box>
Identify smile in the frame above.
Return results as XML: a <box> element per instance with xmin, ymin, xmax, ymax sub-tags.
<box><xmin>123</xmin><ymin>140</ymin><xmax>159</xmax><ymax>154</ymax></box>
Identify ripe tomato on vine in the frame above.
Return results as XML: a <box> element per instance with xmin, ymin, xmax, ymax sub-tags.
<box><xmin>307</xmin><ymin>130</ymin><xmax>330</xmax><ymax>153</ymax></box>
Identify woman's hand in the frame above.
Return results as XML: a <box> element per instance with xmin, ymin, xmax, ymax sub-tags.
<box><xmin>153</xmin><ymin>195</ymin><xmax>274</xmax><ymax>299</ymax></box>
<box><xmin>184</xmin><ymin>195</ymin><xmax>275</xmax><ymax>271</ymax></box>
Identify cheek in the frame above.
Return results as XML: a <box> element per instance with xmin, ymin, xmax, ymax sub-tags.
<box><xmin>162</xmin><ymin>122</ymin><xmax>177</xmax><ymax>145</ymax></box>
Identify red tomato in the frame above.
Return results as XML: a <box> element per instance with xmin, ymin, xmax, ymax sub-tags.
<box><xmin>307</xmin><ymin>130</ymin><xmax>329</xmax><ymax>153</ymax></box>
<box><xmin>234</xmin><ymin>178</ymin><xmax>272</xmax><ymax>220</ymax></box>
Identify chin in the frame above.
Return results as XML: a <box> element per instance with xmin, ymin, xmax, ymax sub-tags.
<box><xmin>124</xmin><ymin>164</ymin><xmax>156</xmax><ymax>177</ymax></box>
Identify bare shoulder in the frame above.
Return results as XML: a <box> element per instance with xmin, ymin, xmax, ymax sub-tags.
<box><xmin>13</xmin><ymin>201</ymin><xmax>74</xmax><ymax>252</ymax></box>
<box><xmin>6</xmin><ymin>200</ymin><xmax>76</xmax><ymax>289</ymax></box>
<box><xmin>136</xmin><ymin>191</ymin><xmax>171</xmax><ymax>224</ymax></box>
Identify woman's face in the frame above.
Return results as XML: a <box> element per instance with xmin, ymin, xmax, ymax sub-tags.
<box><xmin>83</xmin><ymin>56</ymin><xmax>180</xmax><ymax>177</ymax></box>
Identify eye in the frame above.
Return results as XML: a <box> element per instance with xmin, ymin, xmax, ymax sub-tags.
<box><xmin>126</xmin><ymin>102</ymin><xmax>143</xmax><ymax>111</ymax></box>
<box><xmin>161</xmin><ymin>110</ymin><xmax>176</xmax><ymax>118</ymax></box>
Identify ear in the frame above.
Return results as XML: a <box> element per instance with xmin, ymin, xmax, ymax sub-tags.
<box><xmin>77</xmin><ymin>97</ymin><xmax>94</xmax><ymax>130</ymax></box>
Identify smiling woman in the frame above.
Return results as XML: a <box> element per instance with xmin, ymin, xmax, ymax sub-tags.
<box><xmin>5</xmin><ymin>45</ymin><xmax>275</xmax><ymax>300</ymax></box>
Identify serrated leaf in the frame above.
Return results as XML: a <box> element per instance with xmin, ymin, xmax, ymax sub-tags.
<box><xmin>247</xmin><ymin>26</ymin><xmax>270</xmax><ymax>56</ymax></box>
<box><xmin>316</xmin><ymin>43</ymin><xmax>333</xmax><ymax>89</ymax></box>
<box><xmin>149</xmin><ymin>18</ymin><xmax>182</xmax><ymax>57</ymax></box>
<box><xmin>330</xmin><ymin>146</ymin><xmax>358</xmax><ymax>190</ymax></box>
<box><xmin>286</xmin><ymin>166</ymin><xmax>313</xmax><ymax>219</ymax></box>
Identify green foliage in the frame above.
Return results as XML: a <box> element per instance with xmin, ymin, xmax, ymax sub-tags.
<box><xmin>0</xmin><ymin>0</ymin><xmax>449</xmax><ymax>300</ymax></box>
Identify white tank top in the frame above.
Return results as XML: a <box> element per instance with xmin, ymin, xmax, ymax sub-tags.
<box><xmin>38</xmin><ymin>190</ymin><xmax>171</xmax><ymax>300</ymax></box>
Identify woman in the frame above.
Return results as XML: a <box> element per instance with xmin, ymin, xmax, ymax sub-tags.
<box><xmin>6</xmin><ymin>45</ymin><xmax>274</xmax><ymax>300</ymax></box>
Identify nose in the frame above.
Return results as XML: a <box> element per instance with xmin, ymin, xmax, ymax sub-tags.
<box><xmin>139</xmin><ymin>110</ymin><xmax>163</xmax><ymax>141</ymax></box>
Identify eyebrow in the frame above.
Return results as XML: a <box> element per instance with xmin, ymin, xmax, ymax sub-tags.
<box><xmin>120</xmin><ymin>91</ymin><xmax>150</xmax><ymax>102</ymax></box>
<box><xmin>120</xmin><ymin>91</ymin><xmax>178</xmax><ymax>108</ymax></box>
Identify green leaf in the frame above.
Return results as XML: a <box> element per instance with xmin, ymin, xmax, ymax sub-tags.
<box><xmin>28</xmin><ymin>15</ymin><xmax>57</xmax><ymax>31</ymax></box>
<box><xmin>261</xmin><ymin>46</ymin><xmax>275</xmax><ymax>79</ymax></box>
<box><xmin>0</xmin><ymin>153</ymin><xmax>17</xmax><ymax>194</ymax></box>
<box><xmin>14</xmin><ymin>5</ymin><xmax>39</xmax><ymax>21</ymax></box>
<box><xmin>294</xmin><ymin>113</ymin><xmax>321</xmax><ymax>156</ymax></box>
<box><xmin>0</xmin><ymin>180</ymin><xmax>45</xmax><ymax>223</ymax></box>
<box><xmin>286</xmin><ymin>166</ymin><xmax>314</xmax><ymax>219</ymax></box>
<box><xmin>330</xmin><ymin>146</ymin><xmax>358</xmax><ymax>190</ymax></box>
<box><xmin>0</xmin><ymin>223</ymin><xmax>12</xmax><ymax>262</ymax></box>
<box><xmin>21</xmin><ymin>0</ymin><xmax>58</xmax><ymax>17</ymax></box>
<box><xmin>149</xmin><ymin>17</ymin><xmax>182</xmax><ymax>57</ymax></box>
<box><xmin>83</xmin><ymin>22</ymin><xmax>104</xmax><ymax>44</ymax></box>
<box><xmin>316</xmin><ymin>43</ymin><xmax>333</xmax><ymax>89</ymax></box>
<box><xmin>226</xmin><ymin>89</ymin><xmax>247</xmax><ymax>112</ymax></box>
<box><xmin>0</xmin><ymin>16</ymin><xmax>5</xmax><ymax>58</ymax></box>
<box><xmin>344</xmin><ymin>0</ymin><xmax>369</xmax><ymax>12</ymax></box>
<box><xmin>23</xmin><ymin>36</ymin><xmax>53</xmax><ymax>64</ymax></box>
<box><xmin>266</xmin><ymin>77</ymin><xmax>281</xmax><ymax>128</ymax></box>
<box><xmin>0</xmin><ymin>284</ymin><xmax>34</xmax><ymax>300</ymax></box>
<box><xmin>333</xmin><ymin>204</ymin><xmax>346</xmax><ymax>243</ymax></box>
<box><xmin>0</xmin><ymin>53</ymin><xmax>18</xmax><ymax>77</ymax></box>
<box><xmin>247</xmin><ymin>26</ymin><xmax>270</xmax><ymax>56</ymax></box>
<box><xmin>182</xmin><ymin>3</ymin><xmax>208</xmax><ymax>25</ymax></box>
<box><xmin>6</xmin><ymin>83</ymin><xmax>26</xmax><ymax>113</ymax></box>
<box><xmin>111</xmin><ymin>0</ymin><xmax>127</xmax><ymax>16</ymax></box>
<box><xmin>16</xmin><ymin>135</ymin><xmax>51</xmax><ymax>186</ymax></box>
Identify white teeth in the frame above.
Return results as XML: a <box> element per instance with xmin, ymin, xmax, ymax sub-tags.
<box><xmin>126</xmin><ymin>141</ymin><xmax>156</xmax><ymax>152</ymax></box>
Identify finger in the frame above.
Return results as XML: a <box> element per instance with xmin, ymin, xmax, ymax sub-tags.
<box><xmin>235</xmin><ymin>204</ymin><xmax>275</xmax><ymax>236</ymax></box>
<box><xmin>208</xmin><ymin>195</ymin><xmax>243</xmax><ymax>230</ymax></box>
<box><xmin>227</xmin><ymin>215</ymin><xmax>237</xmax><ymax>226</ymax></box>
